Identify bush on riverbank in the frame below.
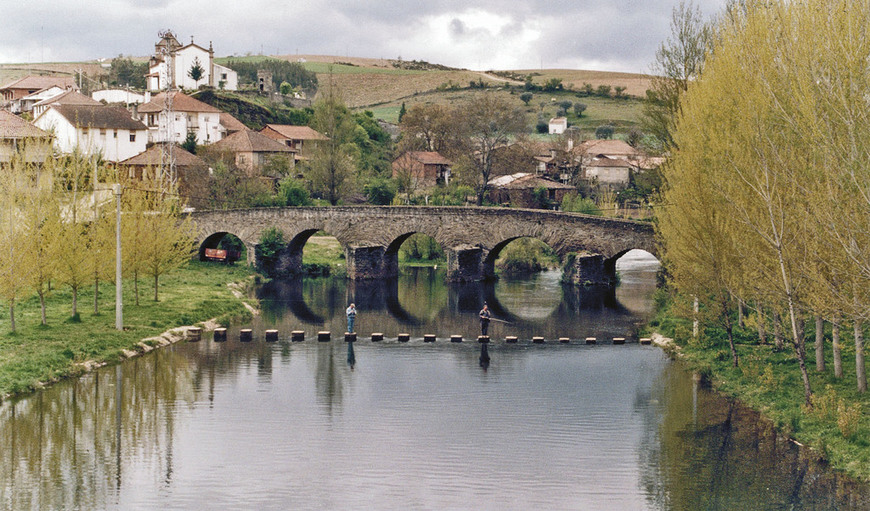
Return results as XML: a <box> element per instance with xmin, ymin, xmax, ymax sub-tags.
<box><xmin>0</xmin><ymin>262</ymin><xmax>255</xmax><ymax>399</ymax></box>
<box><xmin>649</xmin><ymin>290</ymin><xmax>870</xmax><ymax>482</ymax></box>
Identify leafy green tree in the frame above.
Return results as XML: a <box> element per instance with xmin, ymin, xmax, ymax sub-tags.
<box><xmin>595</xmin><ymin>85</ymin><xmax>612</xmax><ymax>98</ymax></box>
<box><xmin>255</xmin><ymin>227</ymin><xmax>287</xmax><ymax>278</ymax></box>
<box><xmin>108</xmin><ymin>56</ymin><xmax>148</xmax><ymax>89</ymax></box>
<box><xmin>595</xmin><ymin>125</ymin><xmax>614</xmax><ymax>139</ymax></box>
<box><xmin>642</xmin><ymin>1</ymin><xmax>713</xmax><ymax>151</ymax></box>
<box><xmin>307</xmin><ymin>81</ymin><xmax>358</xmax><ymax>205</ymax></box>
<box><xmin>277</xmin><ymin>177</ymin><xmax>312</xmax><ymax>206</ymax></box>
<box><xmin>280</xmin><ymin>81</ymin><xmax>292</xmax><ymax>95</ymax></box>
<box><xmin>364</xmin><ymin>177</ymin><xmax>397</xmax><ymax>205</ymax></box>
<box><xmin>542</xmin><ymin>78</ymin><xmax>563</xmax><ymax>92</ymax></box>
<box><xmin>398</xmin><ymin>102</ymin><xmax>407</xmax><ymax>122</ymax></box>
<box><xmin>520</xmin><ymin>92</ymin><xmax>533</xmax><ymax>105</ymax></box>
<box><xmin>181</xmin><ymin>130</ymin><xmax>197</xmax><ymax>154</ymax></box>
<box><xmin>187</xmin><ymin>57</ymin><xmax>205</xmax><ymax>88</ymax></box>
<box><xmin>574</xmin><ymin>103</ymin><xmax>587</xmax><ymax>117</ymax></box>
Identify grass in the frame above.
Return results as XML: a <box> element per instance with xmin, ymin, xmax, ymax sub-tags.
<box><xmin>302</xmin><ymin>234</ymin><xmax>345</xmax><ymax>268</ymax></box>
<box><xmin>649</xmin><ymin>297</ymin><xmax>870</xmax><ymax>482</ymax></box>
<box><xmin>0</xmin><ymin>261</ymin><xmax>257</xmax><ymax>400</ymax></box>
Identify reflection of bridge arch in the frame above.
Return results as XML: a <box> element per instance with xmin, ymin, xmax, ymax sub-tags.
<box><xmin>191</xmin><ymin>206</ymin><xmax>656</xmax><ymax>283</ymax></box>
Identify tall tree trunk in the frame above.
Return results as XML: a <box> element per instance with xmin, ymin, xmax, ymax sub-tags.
<box><xmin>738</xmin><ymin>299</ymin><xmax>745</xmax><ymax>329</ymax></box>
<box><xmin>9</xmin><ymin>301</ymin><xmax>15</xmax><ymax>332</ymax></box>
<box><xmin>693</xmin><ymin>296</ymin><xmax>699</xmax><ymax>339</ymax></box>
<box><xmin>815</xmin><ymin>315</ymin><xmax>825</xmax><ymax>372</ymax></box>
<box><xmin>154</xmin><ymin>274</ymin><xmax>159</xmax><ymax>302</ymax></box>
<box><xmin>134</xmin><ymin>269</ymin><xmax>140</xmax><ymax>306</ymax></box>
<box><xmin>94</xmin><ymin>276</ymin><xmax>99</xmax><ymax>314</ymax></box>
<box><xmin>38</xmin><ymin>289</ymin><xmax>47</xmax><ymax>326</ymax></box>
<box><xmin>756</xmin><ymin>303</ymin><xmax>767</xmax><ymax>344</ymax></box>
<box><xmin>722</xmin><ymin>297</ymin><xmax>738</xmax><ymax>367</ymax></box>
<box><xmin>855</xmin><ymin>320</ymin><xmax>867</xmax><ymax>393</ymax></box>
<box><xmin>71</xmin><ymin>286</ymin><xmax>78</xmax><ymax>318</ymax></box>
<box><xmin>773</xmin><ymin>312</ymin><xmax>783</xmax><ymax>351</ymax></box>
<box><xmin>832</xmin><ymin>320</ymin><xmax>843</xmax><ymax>378</ymax></box>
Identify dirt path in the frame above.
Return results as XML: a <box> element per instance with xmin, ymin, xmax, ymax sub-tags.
<box><xmin>476</xmin><ymin>71</ymin><xmax>524</xmax><ymax>86</ymax></box>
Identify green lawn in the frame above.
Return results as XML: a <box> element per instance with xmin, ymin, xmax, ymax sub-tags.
<box><xmin>0</xmin><ymin>261</ymin><xmax>256</xmax><ymax>399</ymax></box>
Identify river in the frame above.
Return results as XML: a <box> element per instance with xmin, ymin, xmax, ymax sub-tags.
<box><xmin>1</xmin><ymin>251</ymin><xmax>868</xmax><ymax>510</ymax></box>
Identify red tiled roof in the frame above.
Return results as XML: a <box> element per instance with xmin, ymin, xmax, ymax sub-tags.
<box><xmin>213</xmin><ymin>129</ymin><xmax>297</xmax><ymax>153</ymax></box>
<box><xmin>403</xmin><ymin>151</ymin><xmax>451</xmax><ymax>165</ymax></box>
<box><xmin>33</xmin><ymin>89</ymin><xmax>100</xmax><ymax>108</ymax></box>
<box><xmin>0</xmin><ymin>110</ymin><xmax>51</xmax><ymax>139</ymax></box>
<box><xmin>220</xmin><ymin>112</ymin><xmax>248</xmax><ymax>133</ymax></box>
<box><xmin>575</xmin><ymin>139</ymin><xmax>638</xmax><ymax>156</ymax></box>
<box><xmin>261</xmin><ymin>124</ymin><xmax>328</xmax><ymax>141</ymax></box>
<box><xmin>119</xmin><ymin>144</ymin><xmax>206</xmax><ymax>167</ymax></box>
<box><xmin>0</xmin><ymin>75</ymin><xmax>77</xmax><ymax>92</ymax></box>
<box><xmin>138</xmin><ymin>91</ymin><xmax>222</xmax><ymax>114</ymax></box>
<box><xmin>49</xmin><ymin>104</ymin><xmax>147</xmax><ymax>131</ymax></box>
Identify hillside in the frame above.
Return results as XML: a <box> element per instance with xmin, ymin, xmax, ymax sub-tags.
<box><xmin>1</xmin><ymin>54</ymin><xmax>650</xmax><ymax>136</ymax></box>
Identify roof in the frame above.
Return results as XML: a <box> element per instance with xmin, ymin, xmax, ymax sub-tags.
<box><xmin>261</xmin><ymin>124</ymin><xmax>329</xmax><ymax>141</ymax></box>
<box><xmin>212</xmin><ymin>129</ymin><xmax>297</xmax><ymax>153</ymax></box>
<box><xmin>397</xmin><ymin>151</ymin><xmax>451</xmax><ymax>165</ymax></box>
<box><xmin>576</xmin><ymin>139</ymin><xmax>638</xmax><ymax>156</ymax></box>
<box><xmin>0</xmin><ymin>75</ymin><xmax>77</xmax><ymax>92</ymax></box>
<box><xmin>549</xmin><ymin>117</ymin><xmax>568</xmax><ymax>125</ymax></box>
<box><xmin>488</xmin><ymin>172</ymin><xmax>574</xmax><ymax>189</ymax></box>
<box><xmin>33</xmin><ymin>89</ymin><xmax>100</xmax><ymax>109</ymax></box>
<box><xmin>119</xmin><ymin>144</ymin><xmax>206</xmax><ymax>167</ymax></box>
<box><xmin>220</xmin><ymin>112</ymin><xmax>248</xmax><ymax>133</ymax></box>
<box><xmin>138</xmin><ymin>91</ymin><xmax>222</xmax><ymax>114</ymax></box>
<box><xmin>47</xmin><ymin>104</ymin><xmax>147</xmax><ymax>130</ymax></box>
<box><xmin>0</xmin><ymin>110</ymin><xmax>51</xmax><ymax>139</ymax></box>
<box><xmin>588</xmin><ymin>156</ymin><xmax>633</xmax><ymax>168</ymax></box>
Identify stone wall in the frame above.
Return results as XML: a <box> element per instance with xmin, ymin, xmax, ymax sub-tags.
<box><xmin>189</xmin><ymin>206</ymin><xmax>656</xmax><ymax>282</ymax></box>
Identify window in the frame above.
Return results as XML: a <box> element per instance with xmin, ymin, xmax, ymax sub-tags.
<box><xmin>130</xmin><ymin>133</ymin><xmax>136</xmax><ymax>142</ymax></box>
<box><xmin>100</xmin><ymin>129</ymin><xmax>106</xmax><ymax>137</ymax></box>
<box><xmin>204</xmin><ymin>116</ymin><xmax>209</xmax><ymax>122</ymax></box>
<box><xmin>113</xmin><ymin>130</ymin><xmax>118</xmax><ymax>138</ymax></box>
<box><xmin>82</xmin><ymin>128</ymin><xmax>89</xmax><ymax>136</ymax></box>
<box><xmin>221</xmin><ymin>73</ymin><xmax>227</xmax><ymax>79</ymax></box>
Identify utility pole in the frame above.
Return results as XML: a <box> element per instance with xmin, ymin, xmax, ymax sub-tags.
<box><xmin>158</xmin><ymin>30</ymin><xmax>177</xmax><ymax>190</ymax></box>
<box><xmin>114</xmin><ymin>183</ymin><xmax>123</xmax><ymax>331</ymax></box>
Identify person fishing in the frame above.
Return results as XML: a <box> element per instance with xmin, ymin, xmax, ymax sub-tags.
<box><xmin>479</xmin><ymin>303</ymin><xmax>491</xmax><ymax>337</ymax></box>
<box><xmin>346</xmin><ymin>303</ymin><xmax>357</xmax><ymax>333</ymax></box>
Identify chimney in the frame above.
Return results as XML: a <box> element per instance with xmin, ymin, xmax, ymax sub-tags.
<box><xmin>131</xmin><ymin>103</ymin><xmax>139</xmax><ymax>120</ymax></box>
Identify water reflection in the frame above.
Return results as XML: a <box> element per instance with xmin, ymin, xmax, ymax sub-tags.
<box><xmin>256</xmin><ymin>266</ymin><xmax>648</xmax><ymax>341</ymax></box>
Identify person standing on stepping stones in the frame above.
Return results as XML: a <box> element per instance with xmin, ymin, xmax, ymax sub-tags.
<box><xmin>479</xmin><ymin>303</ymin><xmax>491</xmax><ymax>336</ymax></box>
<box><xmin>346</xmin><ymin>303</ymin><xmax>357</xmax><ymax>333</ymax></box>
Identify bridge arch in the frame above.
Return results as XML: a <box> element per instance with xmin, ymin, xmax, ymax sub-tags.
<box><xmin>482</xmin><ymin>236</ymin><xmax>560</xmax><ymax>279</ymax></box>
<box><xmin>190</xmin><ymin>206</ymin><xmax>657</xmax><ymax>284</ymax></box>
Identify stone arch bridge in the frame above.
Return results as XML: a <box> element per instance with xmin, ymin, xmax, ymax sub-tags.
<box><xmin>189</xmin><ymin>206</ymin><xmax>657</xmax><ymax>284</ymax></box>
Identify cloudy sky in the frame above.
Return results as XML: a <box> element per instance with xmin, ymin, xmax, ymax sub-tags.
<box><xmin>1</xmin><ymin>0</ymin><xmax>726</xmax><ymax>73</ymax></box>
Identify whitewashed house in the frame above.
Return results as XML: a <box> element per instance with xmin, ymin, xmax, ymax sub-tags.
<box><xmin>137</xmin><ymin>91</ymin><xmax>224</xmax><ymax>145</ymax></box>
<box><xmin>92</xmin><ymin>89</ymin><xmax>147</xmax><ymax>105</ymax></box>
<box><xmin>34</xmin><ymin>104</ymin><xmax>147</xmax><ymax>162</ymax></box>
<box><xmin>32</xmin><ymin>90</ymin><xmax>101</xmax><ymax>119</ymax></box>
<box><xmin>15</xmin><ymin>86</ymin><xmax>66</xmax><ymax>114</ymax></box>
<box><xmin>146</xmin><ymin>31</ymin><xmax>238</xmax><ymax>91</ymax></box>
<box><xmin>549</xmin><ymin>117</ymin><xmax>567</xmax><ymax>135</ymax></box>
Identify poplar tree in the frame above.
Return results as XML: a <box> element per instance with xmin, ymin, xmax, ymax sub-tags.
<box><xmin>0</xmin><ymin>155</ymin><xmax>31</xmax><ymax>331</ymax></box>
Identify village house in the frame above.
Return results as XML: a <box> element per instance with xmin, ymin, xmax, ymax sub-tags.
<box><xmin>548</xmin><ymin>117</ymin><xmax>568</xmax><ymax>135</ymax></box>
<box><xmin>33</xmin><ymin>104</ymin><xmax>147</xmax><ymax>162</ymax></box>
<box><xmin>582</xmin><ymin>156</ymin><xmax>634</xmax><ymax>187</ymax></box>
<box><xmin>391</xmin><ymin>151</ymin><xmax>452</xmax><ymax>189</ymax></box>
<box><xmin>220</xmin><ymin>112</ymin><xmax>248</xmax><ymax>136</ymax></box>
<box><xmin>138</xmin><ymin>91</ymin><xmax>225</xmax><ymax>145</ymax></box>
<box><xmin>13</xmin><ymin>86</ymin><xmax>67</xmax><ymax>114</ymax></box>
<box><xmin>0</xmin><ymin>110</ymin><xmax>53</xmax><ymax>164</ymax></box>
<box><xmin>210</xmin><ymin>129</ymin><xmax>296</xmax><ymax>177</ymax></box>
<box><xmin>119</xmin><ymin>145</ymin><xmax>210</xmax><ymax>208</ymax></box>
<box><xmin>259</xmin><ymin>124</ymin><xmax>329</xmax><ymax>161</ymax></box>
<box><xmin>0</xmin><ymin>75</ymin><xmax>78</xmax><ymax>108</ymax></box>
<box><xmin>91</xmin><ymin>89</ymin><xmax>147</xmax><ymax>105</ymax></box>
<box><xmin>146</xmin><ymin>31</ymin><xmax>238</xmax><ymax>91</ymax></box>
<box><xmin>487</xmin><ymin>172</ymin><xmax>575</xmax><ymax>208</ymax></box>
<box><xmin>32</xmin><ymin>90</ymin><xmax>101</xmax><ymax>119</ymax></box>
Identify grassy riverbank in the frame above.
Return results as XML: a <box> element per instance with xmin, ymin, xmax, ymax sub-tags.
<box><xmin>648</xmin><ymin>294</ymin><xmax>870</xmax><ymax>482</ymax></box>
<box><xmin>0</xmin><ymin>261</ymin><xmax>257</xmax><ymax>400</ymax></box>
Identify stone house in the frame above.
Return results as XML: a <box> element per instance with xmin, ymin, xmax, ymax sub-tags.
<box><xmin>119</xmin><ymin>145</ymin><xmax>209</xmax><ymax>208</ymax></box>
<box><xmin>33</xmin><ymin>104</ymin><xmax>147</xmax><ymax>162</ymax></box>
<box><xmin>582</xmin><ymin>156</ymin><xmax>633</xmax><ymax>187</ymax></box>
<box><xmin>487</xmin><ymin>172</ymin><xmax>575</xmax><ymax>208</ymax></box>
<box><xmin>0</xmin><ymin>110</ymin><xmax>53</xmax><ymax>164</ymax></box>
<box><xmin>391</xmin><ymin>151</ymin><xmax>451</xmax><ymax>189</ymax></box>
<box><xmin>211</xmin><ymin>129</ymin><xmax>296</xmax><ymax>177</ymax></box>
<box><xmin>259</xmin><ymin>124</ymin><xmax>328</xmax><ymax>162</ymax></box>
<box><xmin>146</xmin><ymin>31</ymin><xmax>238</xmax><ymax>91</ymax></box>
<box><xmin>138</xmin><ymin>91</ymin><xmax>225</xmax><ymax>145</ymax></box>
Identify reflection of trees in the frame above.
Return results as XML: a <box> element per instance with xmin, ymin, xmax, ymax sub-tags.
<box><xmin>639</xmin><ymin>364</ymin><xmax>870</xmax><ymax>510</ymax></box>
<box><xmin>0</xmin><ymin>349</ymin><xmax>194</xmax><ymax>509</ymax></box>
